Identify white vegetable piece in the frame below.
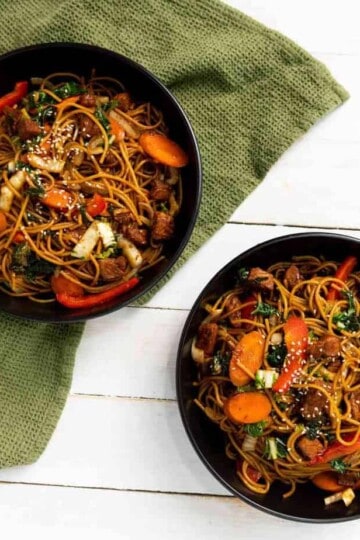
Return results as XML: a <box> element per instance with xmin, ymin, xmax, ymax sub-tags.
<box><xmin>0</xmin><ymin>170</ymin><xmax>27</xmax><ymax>212</ymax></box>
<box><xmin>255</xmin><ymin>369</ymin><xmax>279</xmax><ymax>389</ymax></box>
<box><xmin>117</xmin><ymin>234</ymin><xmax>142</xmax><ymax>268</ymax></box>
<box><xmin>324</xmin><ymin>488</ymin><xmax>355</xmax><ymax>507</ymax></box>
<box><xmin>71</xmin><ymin>222</ymin><xmax>100</xmax><ymax>259</ymax></box>
<box><xmin>242</xmin><ymin>434</ymin><xmax>257</xmax><ymax>452</ymax></box>
<box><xmin>28</xmin><ymin>153</ymin><xmax>65</xmax><ymax>173</ymax></box>
<box><xmin>97</xmin><ymin>221</ymin><xmax>116</xmax><ymax>249</ymax></box>
<box><xmin>109</xmin><ymin>110</ymin><xmax>139</xmax><ymax>140</ymax></box>
<box><xmin>191</xmin><ymin>337</ymin><xmax>205</xmax><ymax>363</ymax></box>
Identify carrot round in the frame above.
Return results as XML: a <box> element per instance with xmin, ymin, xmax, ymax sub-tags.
<box><xmin>139</xmin><ymin>131</ymin><xmax>188</xmax><ymax>168</ymax></box>
<box><xmin>42</xmin><ymin>188</ymin><xmax>73</xmax><ymax>210</ymax></box>
<box><xmin>51</xmin><ymin>273</ymin><xmax>84</xmax><ymax>298</ymax></box>
<box><xmin>312</xmin><ymin>472</ymin><xmax>344</xmax><ymax>493</ymax></box>
<box><xmin>109</xmin><ymin>116</ymin><xmax>125</xmax><ymax>143</ymax></box>
<box><xmin>224</xmin><ymin>392</ymin><xmax>272</xmax><ymax>424</ymax></box>
<box><xmin>229</xmin><ymin>331</ymin><xmax>265</xmax><ymax>387</ymax></box>
<box><xmin>0</xmin><ymin>211</ymin><xmax>7</xmax><ymax>232</ymax></box>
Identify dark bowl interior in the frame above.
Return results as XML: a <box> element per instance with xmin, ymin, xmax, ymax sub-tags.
<box><xmin>0</xmin><ymin>43</ymin><xmax>201</xmax><ymax>322</ymax></box>
<box><xmin>176</xmin><ymin>232</ymin><xmax>360</xmax><ymax>523</ymax></box>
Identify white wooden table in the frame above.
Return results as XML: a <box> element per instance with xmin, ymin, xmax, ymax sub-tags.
<box><xmin>1</xmin><ymin>1</ymin><xmax>360</xmax><ymax>537</ymax></box>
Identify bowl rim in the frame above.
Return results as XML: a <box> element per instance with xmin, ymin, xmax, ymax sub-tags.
<box><xmin>0</xmin><ymin>42</ymin><xmax>202</xmax><ymax>322</ymax></box>
<box><xmin>176</xmin><ymin>231</ymin><xmax>360</xmax><ymax>523</ymax></box>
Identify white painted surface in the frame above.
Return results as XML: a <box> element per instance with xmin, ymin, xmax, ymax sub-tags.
<box><xmin>2</xmin><ymin>1</ymin><xmax>360</xmax><ymax>537</ymax></box>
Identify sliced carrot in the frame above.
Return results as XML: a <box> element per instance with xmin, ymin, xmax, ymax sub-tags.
<box><xmin>229</xmin><ymin>331</ymin><xmax>265</xmax><ymax>387</ymax></box>
<box><xmin>312</xmin><ymin>472</ymin><xmax>343</xmax><ymax>492</ymax></box>
<box><xmin>50</xmin><ymin>273</ymin><xmax>84</xmax><ymax>298</ymax></box>
<box><xmin>39</xmin><ymin>136</ymin><xmax>52</xmax><ymax>153</ymax></box>
<box><xmin>109</xmin><ymin>116</ymin><xmax>125</xmax><ymax>143</ymax></box>
<box><xmin>42</xmin><ymin>188</ymin><xmax>73</xmax><ymax>211</ymax></box>
<box><xmin>224</xmin><ymin>392</ymin><xmax>271</xmax><ymax>424</ymax></box>
<box><xmin>0</xmin><ymin>211</ymin><xmax>8</xmax><ymax>232</ymax></box>
<box><xmin>139</xmin><ymin>131</ymin><xmax>188</xmax><ymax>168</ymax></box>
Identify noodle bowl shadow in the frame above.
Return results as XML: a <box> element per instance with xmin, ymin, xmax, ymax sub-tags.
<box><xmin>0</xmin><ymin>43</ymin><xmax>201</xmax><ymax>322</ymax></box>
<box><xmin>177</xmin><ymin>232</ymin><xmax>360</xmax><ymax>523</ymax></box>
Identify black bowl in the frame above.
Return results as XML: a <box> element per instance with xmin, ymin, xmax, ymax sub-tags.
<box><xmin>0</xmin><ymin>43</ymin><xmax>201</xmax><ymax>322</ymax></box>
<box><xmin>176</xmin><ymin>232</ymin><xmax>360</xmax><ymax>523</ymax></box>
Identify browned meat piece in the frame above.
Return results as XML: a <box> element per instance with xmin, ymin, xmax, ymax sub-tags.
<box><xmin>79</xmin><ymin>114</ymin><xmax>101</xmax><ymax>138</ymax></box>
<box><xmin>300</xmin><ymin>382</ymin><xmax>332</xmax><ymax>420</ymax></box>
<box><xmin>78</xmin><ymin>93</ymin><xmax>97</xmax><ymax>107</ymax></box>
<box><xmin>17</xmin><ymin>118</ymin><xmax>42</xmax><ymax>141</ymax></box>
<box><xmin>325</xmin><ymin>357</ymin><xmax>342</xmax><ymax>374</ymax></box>
<box><xmin>150</xmin><ymin>179</ymin><xmax>172</xmax><ymax>202</ymax></box>
<box><xmin>99</xmin><ymin>256</ymin><xmax>127</xmax><ymax>282</ymax></box>
<box><xmin>349</xmin><ymin>390</ymin><xmax>360</xmax><ymax>421</ymax></box>
<box><xmin>338</xmin><ymin>473</ymin><xmax>359</xmax><ymax>487</ymax></box>
<box><xmin>196</xmin><ymin>323</ymin><xmax>218</xmax><ymax>356</ymax></box>
<box><xmin>308</xmin><ymin>334</ymin><xmax>341</xmax><ymax>358</ymax></box>
<box><xmin>123</xmin><ymin>223</ymin><xmax>148</xmax><ymax>246</ymax></box>
<box><xmin>284</xmin><ymin>264</ymin><xmax>301</xmax><ymax>289</ymax></box>
<box><xmin>114</xmin><ymin>210</ymin><xmax>134</xmax><ymax>225</ymax></box>
<box><xmin>152</xmin><ymin>211</ymin><xmax>174</xmax><ymax>241</ymax></box>
<box><xmin>248</xmin><ymin>267</ymin><xmax>274</xmax><ymax>292</ymax></box>
<box><xmin>115</xmin><ymin>92</ymin><xmax>133</xmax><ymax>112</ymax></box>
<box><xmin>297</xmin><ymin>436</ymin><xmax>324</xmax><ymax>460</ymax></box>
<box><xmin>226</xmin><ymin>295</ymin><xmax>243</xmax><ymax>327</ymax></box>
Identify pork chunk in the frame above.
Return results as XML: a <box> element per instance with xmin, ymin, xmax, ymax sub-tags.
<box><xmin>18</xmin><ymin>118</ymin><xmax>42</xmax><ymax>141</ymax></box>
<box><xmin>248</xmin><ymin>267</ymin><xmax>274</xmax><ymax>292</ymax></box>
<box><xmin>152</xmin><ymin>211</ymin><xmax>174</xmax><ymax>241</ymax></box>
<box><xmin>196</xmin><ymin>323</ymin><xmax>218</xmax><ymax>357</ymax></box>
<box><xmin>78</xmin><ymin>93</ymin><xmax>97</xmax><ymax>108</ymax></box>
<box><xmin>123</xmin><ymin>223</ymin><xmax>148</xmax><ymax>247</ymax></box>
<box><xmin>150</xmin><ymin>179</ymin><xmax>172</xmax><ymax>202</ymax></box>
<box><xmin>297</xmin><ymin>436</ymin><xmax>324</xmax><ymax>460</ymax></box>
<box><xmin>99</xmin><ymin>256</ymin><xmax>127</xmax><ymax>282</ymax></box>
<box><xmin>300</xmin><ymin>382</ymin><xmax>332</xmax><ymax>420</ymax></box>
<box><xmin>284</xmin><ymin>265</ymin><xmax>301</xmax><ymax>289</ymax></box>
<box><xmin>79</xmin><ymin>114</ymin><xmax>101</xmax><ymax>138</ymax></box>
<box><xmin>308</xmin><ymin>334</ymin><xmax>341</xmax><ymax>359</ymax></box>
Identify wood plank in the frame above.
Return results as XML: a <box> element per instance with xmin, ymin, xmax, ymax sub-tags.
<box><xmin>0</xmin><ymin>483</ymin><xmax>356</xmax><ymax>539</ymax></box>
<box><xmin>0</xmin><ymin>395</ymin><xmax>228</xmax><ymax>496</ymax></box>
<box><xmin>73</xmin><ymin>306</ymin><xmax>188</xmax><ymax>399</ymax></box>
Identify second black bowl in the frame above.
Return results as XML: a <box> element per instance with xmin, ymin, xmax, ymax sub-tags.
<box><xmin>0</xmin><ymin>43</ymin><xmax>201</xmax><ymax>322</ymax></box>
<box><xmin>177</xmin><ymin>232</ymin><xmax>360</xmax><ymax>523</ymax></box>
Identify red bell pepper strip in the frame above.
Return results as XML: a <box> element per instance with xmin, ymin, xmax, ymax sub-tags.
<box><xmin>242</xmin><ymin>294</ymin><xmax>257</xmax><ymax>320</ymax></box>
<box><xmin>327</xmin><ymin>256</ymin><xmax>358</xmax><ymax>302</ymax></box>
<box><xmin>0</xmin><ymin>81</ymin><xmax>28</xmax><ymax>113</ymax></box>
<box><xmin>272</xmin><ymin>316</ymin><xmax>308</xmax><ymax>393</ymax></box>
<box><xmin>86</xmin><ymin>193</ymin><xmax>107</xmax><ymax>217</ymax></box>
<box><xmin>56</xmin><ymin>277</ymin><xmax>139</xmax><ymax>309</ymax></box>
<box><xmin>310</xmin><ymin>433</ymin><xmax>360</xmax><ymax>465</ymax></box>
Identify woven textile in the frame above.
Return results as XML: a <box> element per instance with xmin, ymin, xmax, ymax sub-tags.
<box><xmin>0</xmin><ymin>0</ymin><xmax>348</xmax><ymax>466</ymax></box>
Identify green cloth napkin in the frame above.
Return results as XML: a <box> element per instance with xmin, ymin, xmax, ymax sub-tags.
<box><xmin>0</xmin><ymin>0</ymin><xmax>348</xmax><ymax>468</ymax></box>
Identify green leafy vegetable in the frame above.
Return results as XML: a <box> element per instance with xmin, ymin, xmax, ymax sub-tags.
<box><xmin>54</xmin><ymin>81</ymin><xmax>85</xmax><ymax>99</ymax></box>
<box><xmin>305</xmin><ymin>419</ymin><xmax>324</xmax><ymax>440</ymax></box>
<box><xmin>102</xmin><ymin>99</ymin><xmax>119</xmax><ymax>112</ymax></box>
<box><xmin>244</xmin><ymin>420</ymin><xmax>266</xmax><ymax>437</ymax></box>
<box><xmin>330</xmin><ymin>458</ymin><xmax>348</xmax><ymax>474</ymax></box>
<box><xmin>267</xmin><ymin>343</ymin><xmax>287</xmax><ymax>367</ymax></box>
<box><xmin>95</xmin><ymin>105</ymin><xmax>110</xmax><ymax>132</ymax></box>
<box><xmin>24</xmin><ymin>176</ymin><xmax>45</xmax><ymax>198</ymax></box>
<box><xmin>264</xmin><ymin>437</ymin><xmax>287</xmax><ymax>460</ymax></box>
<box><xmin>333</xmin><ymin>290</ymin><xmax>360</xmax><ymax>332</ymax></box>
<box><xmin>10</xmin><ymin>244</ymin><xmax>55</xmax><ymax>280</ymax></box>
<box><xmin>237</xmin><ymin>267</ymin><xmax>249</xmax><ymax>281</ymax></box>
<box><xmin>252</xmin><ymin>302</ymin><xmax>278</xmax><ymax>318</ymax></box>
<box><xmin>210</xmin><ymin>351</ymin><xmax>231</xmax><ymax>375</ymax></box>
